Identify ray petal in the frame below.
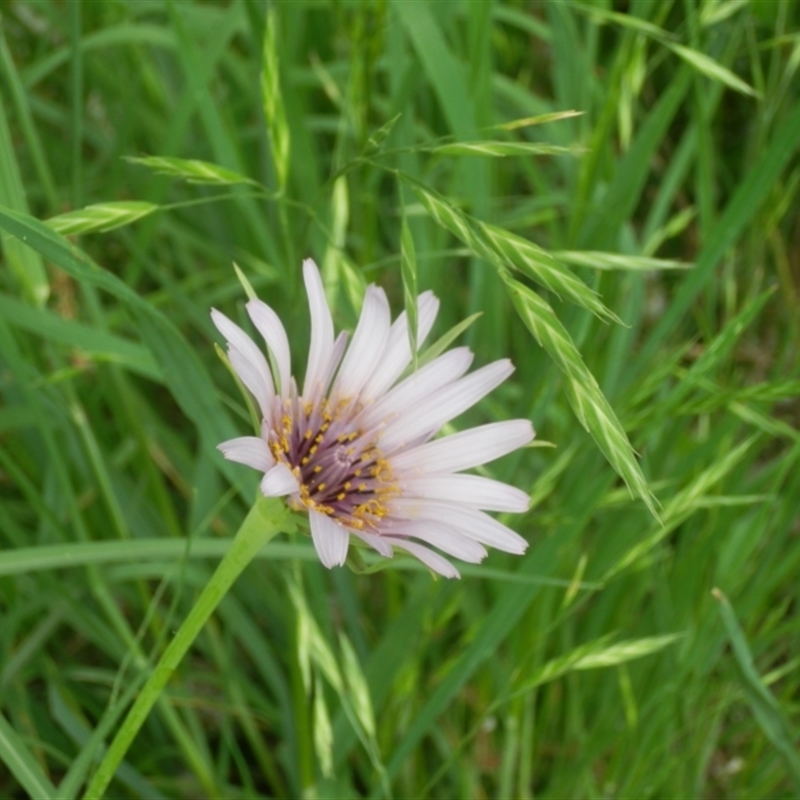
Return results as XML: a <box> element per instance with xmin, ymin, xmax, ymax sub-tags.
<box><xmin>400</xmin><ymin>473</ymin><xmax>530</xmax><ymax>512</ymax></box>
<box><xmin>260</xmin><ymin>462</ymin><xmax>299</xmax><ymax>497</ymax></box>
<box><xmin>217</xmin><ymin>436</ymin><xmax>274</xmax><ymax>472</ymax></box>
<box><xmin>332</xmin><ymin>285</ymin><xmax>391</xmax><ymax>400</ymax></box>
<box><xmin>310</xmin><ymin>510</ymin><xmax>350</xmax><ymax>567</ymax></box>
<box><xmin>380</xmin><ymin>360</ymin><xmax>515</xmax><ymax>453</ymax></box>
<box><xmin>302</xmin><ymin>259</ymin><xmax>335</xmax><ymax>400</ymax></box>
<box><xmin>211</xmin><ymin>309</ymin><xmax>274</xmax><ymax>417</ymax></box>
<box><xmin>392</xmin><ymin>419</ymin><xmax>535</xmax><ymax>474</ymax></box>
<box><xmin>384</xmin><ymin>537</ymin><xmax>460</xmax><ymax>578</ymax></box>
<box><xmin>247</xmin><ymin>298</ymin><xmax>292</xmax><ymax>397</ymax></box>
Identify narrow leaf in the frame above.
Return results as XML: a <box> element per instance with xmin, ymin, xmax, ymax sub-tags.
<box><xmin>0</xmin><ymin>94</ymin><xmax>48</xmax><ymax>305</ymax></box>
<box><xmin>0</xmin><ymin>206</ymin><xmax>249</xmax><ymax>500</ymax></box>
<box><xmin>0</xmin><ymin>292</ymin><xmax>160</xmax><ymax>380</ymax></box>
<box><xmin>573</xmin><ymin>633</ymin><xmax>683</xmax><ymax>669</ymax></box>
<box><xmin>605</xmin><ymin>438</ymin><xmax>757</xmax><ymax>579</ymax></box>
<box><xmin>410</xmin><ymin>180</ymin><xmax>620</xmax><ymax>323</ymax></box>
<box><xmin>260</xmin><ymin>7</ymin><xmax>290</xmax><ymax>190</ymax></box>
<box><xmin>46</xmin><ymin>201</ymin><xmax>158</xmax><ymax>235</ymax></box>
<box><xmin>125</xmin><ymin>155</ymin><xmax>260</xmax><ymax>187</ymax></box>
<box><xmin>427</xmin><ymin>141</ymin><xmax>583</xmax><ymax>157</ymax></box>
<box><xmin>400</xmin><ymin>211</ymin><xmax>419</xmax><ymax>367</ymax></box>
<box><xmin>479</xmin><ymin>220</ymin><xmax>622</xmax><ymax>323</ymax></box>
<box><xmin>492</xmin><ymin>110</ymin><xmax>583</xmax><ymax>130</ymax></box>
<box><xmin>339</xmin><ymin>635</ymin><xmax>377</xmax><ymax>741</ymax></box>
<box><xmin>668</xmin><ymin>43</ymin><xmax>760</xmax><ymax>97</ymax></box>
<box><xmin>553</xmin><ymin>250</ymin><xmax>692</xmax><ymax>271</ymax></box>
<box><xmin>416</xmin><ymin>312</ymin><xmax>482</xmax><ymax>369</ymax></box>
<box><xmin>363</xmin><ymin>112</ymin><xmax>402</xmax><ymax>156</ymax></box>
<box><xmin>0</xmin><ymin>710</ymin><xmax>58</xmax><ymax>800</ymax></box>
<box><xmin>313</xmin><ymin>687</ymin><xmax>334</xmax><ymax>778</ymax></box>
<box><xmin>502</xmin><ymin>274</ymin><xmax>658</xmax><ymax>517</ymax></box>
<box><xmin>575</xmin><ymin>4</ymin><xmax>675</xmax><ymax>40</ymax></box>
<box><xmin>714</xmin><ymin>588</ymin><xmax>800</xmax><ymax>792</ymax></box>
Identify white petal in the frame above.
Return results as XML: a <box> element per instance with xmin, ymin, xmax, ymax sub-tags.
<box><xmin>246</xmin><ymin>298</ymin><xmax>291</xmax><ymax>397</ymax></box>
<box><xmin>302</xmin><ymin>259</ymin><xmax>335</xmax><ymax>400</ymax></box>
<box><xmin>227</xmin><ymin>349</ymin><xmax>273</xmax><ymax>420</ymax></box>
<box><xmin>332</xmin><ymin>285</ymin><xmax>391</xmax><ymax>400</ymax></box>
<box><xmin>260</xmin><ymin>463</ymin><xmax>298</xmax><ymax>497</ymax></box>
<box><xmin>211</xmin><ymin>309</ymin><xmax>274</xmax><ymax>417</ymax></box>
<box><xmin>361</xmin><ymin>291</ymin><xmax>440</xmax><ymax>399</ymax></box>
<box><xmin>384</xmin><ymin>520</ymin><xmax>487</xmax><ymax>563</ymax></box>
<box><xmin>217</xmin><ymin>436</ymin><xmax>274</xmax><ymax>472</ymax></box>
<box><xmin>400</xmin><ymin>474</ymin><xmax>530</xmax><ymax>513</ymax></box>
<box><xmin>318</xmin><ymin>331</ymin><xmax>349</xmax><ymax>396</ymax></box>
<box><xmin>309</xmin><ymin>510</ymin><xmax>350</xmax><ymax>567</ymax></box>
<box><xmin>392</xmin><ymin>419</ymin><xmax>535</xmax><ymax>474</ymax></box>
<box><xmin>384</xmin><ymin>537</ymin><xmax>460</xmax><ymax>578</ymax></box>
<box><xmin>379</xmin><ymin>360</ymin><xmax>515</xmax><ymax>453</ymax></box>
<box><xmin>350</xmin><ymin>529</ymin><xmax>394</xmax><ymax>558</ymax></box>
<box><xmin>389</xmin><ymin>499</ymin><xmax>528</xmax><ymax>554</ymax></box>
<box><xmin>359</xmin><ymin>347</ymin><xmax>473</xmax><ymax>430</ymax></box>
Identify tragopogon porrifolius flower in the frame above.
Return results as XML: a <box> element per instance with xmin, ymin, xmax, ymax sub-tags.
<box><xmin>212</xmin><ymin>259</ymin><xmax>534</xmax><ymax>578</ymax></box>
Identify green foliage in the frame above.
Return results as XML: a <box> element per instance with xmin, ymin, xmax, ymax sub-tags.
<box><xmin>1</xmin><ymin>1</ymin><xmax>799</xmax><ymax>798</ymax></box>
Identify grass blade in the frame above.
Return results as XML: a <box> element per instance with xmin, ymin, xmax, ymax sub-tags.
<box><xmin>0</xmin><ymin>711</ymin><xmax>57</xmax><ymax>800</ymax></box>
<box><xmin>410</xmin><ymin>179</ymin><xmax>620</xmax><ymax>323</ymax></box>
<box><xmin>400</xmin><ymin>209</ymin><xmax>419</xmax><ymax>367</ymax></box>
<box><xmin>261</xmin><ymin>6</ymin><xmax>290</xmax><ymax>192</ymax></box>
<box><xmin>503</xmin><ymin>274</ymin><xmax>658</xmax><ymax>517</ymax></box>
<box><xmin>553</xmin><ymin>250</ymin><xmax>692</xmax><ymax>271</ymax></box>
<box><xmin>0</xmin><ymin>206</ymin><xmax>233</xmax><ymax>445</ymax></box>
<box><xmin>125</xmin><ymin>155</ymin><xmax>261</xmax><ymax>187</ymax></box>
<box><xmin>46</xmin><ymin>201</ymin><xmax>158</xmax><ymax>236</ymax></box>
<box><xmin>427</xmin><ymin>141</ymin><xmax>583</xmax><ymax>157</ymax></box>
<box><xmin>640</xmin><ymin>97</ymin><xmax>800</xmax><ymax>361</ymax></box>
<box><xmin>0</xmin><ymin>93</ymin><xmax>48</xmax><ymax>305</ymax></box>
<box><xmin>713</xmin><ymin>588</ymin><xmax>800</xmax><ymax>793</ymax></box>
<box><xmin>668</xmin><ymin>42</ymin><xmax>760</xmax><ymax>97</ymax></box>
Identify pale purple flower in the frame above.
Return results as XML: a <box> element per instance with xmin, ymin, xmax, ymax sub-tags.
<box><xmin>212</xmin><ymin>259</ymin><xmax>534</xmax><ymax>578</ymax></box>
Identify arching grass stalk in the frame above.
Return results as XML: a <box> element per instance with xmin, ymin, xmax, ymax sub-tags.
<box><xmin>82</xmin><ymin>496</ymin><xmax>295</xmax><ymax>800</ymax></box>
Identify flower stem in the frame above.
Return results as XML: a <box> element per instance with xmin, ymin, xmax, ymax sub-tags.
<box><xmin>83</xmin><ymin>496</ymin><xmax>293</xmax><ymax>800</ymax></box>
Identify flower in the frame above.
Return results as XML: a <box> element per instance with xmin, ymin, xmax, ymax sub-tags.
<box><xmin>212</xmin><ymin>259</ymin><xmax>534</xmax><ymax>578</ymax></box>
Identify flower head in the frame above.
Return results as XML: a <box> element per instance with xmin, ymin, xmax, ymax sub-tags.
<box><xmin>212</xmin><ymin>259</ymin><xmax>534</xmax><ymax>578</ymax></box>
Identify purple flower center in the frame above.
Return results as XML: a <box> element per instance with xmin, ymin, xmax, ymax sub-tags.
<box><xmin>267</xmin><ymin>395</ymin><xmax>397</xmax><ymax>530</ymax></box>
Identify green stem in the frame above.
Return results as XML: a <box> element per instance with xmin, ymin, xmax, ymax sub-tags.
<box><xmin>82</xmin><ymin>496</ymin><xmax>293</xmax><ymax>800</ymax></box>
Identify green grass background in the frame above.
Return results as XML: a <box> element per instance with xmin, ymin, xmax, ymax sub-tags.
<box><xmin>1</xmin><ymin>0</ymin><xmax>799</xmax><ymax>797</ymax></box>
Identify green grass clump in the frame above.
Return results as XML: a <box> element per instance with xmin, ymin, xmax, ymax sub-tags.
<box><xmin>1</xmin><ymin>1</ymin><xmax>799</xmax><ymax>797</ymax></box>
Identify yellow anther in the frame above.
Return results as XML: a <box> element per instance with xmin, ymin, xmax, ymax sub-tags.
<box><xmin>313</xmin><ymin>466</ymin><xmax>322</xmax><ymax>474</ymax></box>
<box><xmin>304</xmin><ymin>429</ymin><xmax>313</xmax><ymax>440</ymax></box>
<box><xmin>317</xmin><ymin>483</ymin><xmax>326</xmax><ymax>492</ymax></box>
